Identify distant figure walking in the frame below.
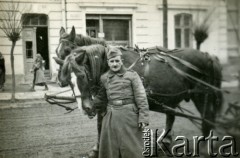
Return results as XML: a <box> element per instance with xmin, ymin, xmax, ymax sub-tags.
<box><xmin>30</xmin><ymin>54</ymin><xmax>48</xmax><ymax>91</ymax></box>
<box><xmin>0</xmin><ymin>52</ymin><xmax>6</xmax><ymax>91</ymax></box>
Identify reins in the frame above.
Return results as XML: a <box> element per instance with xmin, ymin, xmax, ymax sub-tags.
<box><xmin>45</xmin><ymin>88</ymin><xmax>78</xmax><ymax>113</ymax></box>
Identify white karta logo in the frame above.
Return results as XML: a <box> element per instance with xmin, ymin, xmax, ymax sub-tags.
<box><xmin>143</xmin><ymin>129</ymin><xmax>239</xmax><ymax>157</ymax></box>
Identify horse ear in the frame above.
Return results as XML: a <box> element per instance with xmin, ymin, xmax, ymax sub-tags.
<box><xmin>60</xmin><ymin>27</ymin><xmax>65</xmax><ymax>36</ymax></box>
<box><xmin>69</xmin><ymin>26</ymin><xmax>76</xmax><ymax>42</ymax></box>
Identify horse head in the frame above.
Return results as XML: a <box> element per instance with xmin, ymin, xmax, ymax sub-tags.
<box><xmin>56</xmin><ymin>26</ymin><xmax>77</xmax><ymax>59</ymax></box>
<box><xmin>60</xmin><ymin>45</ymin><xmax>108</xmax><ymax>117</ymax></box>
<box><xmin>60</xmin><ymin>49</ymin><xmax>95</xmax><ymax>117</ymax></box>
<box><xmin>53</xmin><ymin>26</ymin><xmax>77</xmax><ymax>87</ymax></box>
<box><xmin>54</xmin><ymin>26</ymin><xmax>107</xmax><ymax>87</ymax></box>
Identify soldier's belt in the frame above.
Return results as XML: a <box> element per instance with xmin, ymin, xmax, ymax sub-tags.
<box><xmin>108</xmin><ymin>99</ymin><xmax>135</xmax><ymax>106</ymax></box>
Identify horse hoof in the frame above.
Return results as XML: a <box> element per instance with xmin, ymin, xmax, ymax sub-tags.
<box><xmin>88</xmin><ymin>150</ymin><xmax>98</xmax><ymax>158</ymax></box>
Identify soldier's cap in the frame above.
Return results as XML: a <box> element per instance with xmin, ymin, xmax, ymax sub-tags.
<box><xmin>107</xmin><ymin>47</ymin><xmax>122</xmax><ymax>59</ymax></box>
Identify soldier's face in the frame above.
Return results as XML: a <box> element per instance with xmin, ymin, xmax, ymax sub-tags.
<box><xmin>108</xmin><ymin>56</ymin><xmax>123</xmax><ymax>72</ymax></box>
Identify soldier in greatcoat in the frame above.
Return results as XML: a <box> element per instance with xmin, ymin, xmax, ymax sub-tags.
<box><xmin>93</xmin><ymin>47</ymin><xmax>149</xmax><ymax>158</ymax></box>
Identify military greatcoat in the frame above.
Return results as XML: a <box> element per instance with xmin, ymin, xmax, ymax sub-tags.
<box><xmin>94</xmin><ymin>66</ymin><xmax>149</xmax><ymax>158</ymax></box>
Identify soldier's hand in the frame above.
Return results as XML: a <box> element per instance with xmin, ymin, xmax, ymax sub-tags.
<box><xmin>138</xmin><ymin>122</ymin><xmax>148</xmax><ymax>129</ymax></box>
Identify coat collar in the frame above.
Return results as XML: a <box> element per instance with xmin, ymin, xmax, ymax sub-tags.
<box><xmin>108</xmin><ymin>66</ymin><xmax>127</xmax><ymax>78</ymax></box>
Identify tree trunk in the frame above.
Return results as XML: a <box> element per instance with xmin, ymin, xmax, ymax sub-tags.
<box><xmin>163</xmin><ymin>0</ymin><xmax>168</xmax><ymax>48</ymax></box>
<box><xmin>10</xmin><ymin>41</ymin><xmax>16</xmax><ymax>102</ymax></box>
<box><xmin>196</xmin><ymin>42</ymin><xmax>201</xmax><ymax>50</ymax></box>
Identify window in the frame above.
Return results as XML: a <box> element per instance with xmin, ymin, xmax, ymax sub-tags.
<box><xmin>86</xmin><ymin>14</ymin><xmax>132</xmax><ymax>46</ymax></box>
<box><xmin>22</xmin><ymin>14</ymin><xmax>47</xmax><ymax>26</ymax></box>
<box><xmin>174</xmin><ymin>13</ymin><xmax>192</xmax><ymax>48</ymax></box>
<box><xmin>86</xmin><ymin>20</ymin><xmax>99</xmax><ymax>38</ymax></box>
<box><xmin>26</xmin><ymin>41</ymin><xmax>33</xmax><ymax>58</ymax></box>
<box><xmin>103</xmin><ymin>19</ymin><xmax>129</xmax><ymax>41</ymax></box>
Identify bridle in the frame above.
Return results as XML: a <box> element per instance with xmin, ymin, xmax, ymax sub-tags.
<box><xmin>81</xmin><ymin>64</ymin><xmax>101</xmax><ymax>98</ymax></box>
<box><xmin>55</xmin><ymin>38</ymin><xmax>77</xmax><ymax>57</ymax></box>
<box><xmin>56</xmin><ymin>37</ymin><xmax>99</xmax><ymax>97</ymax></box>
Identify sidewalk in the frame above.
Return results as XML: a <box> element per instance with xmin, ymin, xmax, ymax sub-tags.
<box><xmin>0</xmin><ymin>80</ymin><xmax>238</xmax><ymax>101</ymax></box>
<box><xmin>0</xmin><ymin>82</ymin><xmax>74</xmax><ymax>101</ymax></box>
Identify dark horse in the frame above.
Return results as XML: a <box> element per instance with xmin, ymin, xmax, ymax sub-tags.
<box><xmin>54</xmin><ymin>26</ymin><xmax>106</xmax><ymax>87</ymax></box>
<box><xmin>54</xmin><ymin>26</ymin><xmax>223</xmax><ymax>157</ymax></box>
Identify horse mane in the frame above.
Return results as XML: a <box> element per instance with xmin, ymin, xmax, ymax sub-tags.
<box><xmin>82</xmin><ymin>44</ymin><xmax>108</xmax><ymax>85</ymax></box>
<box><xmin>60</xmin><ymin>55</ymin><xmax>73</xmax><ymax>83</ymax></box>
<box><xmin>75</xmin><ymin>34</ymin><xmax>107</xmax><ymax>47</ymax></box>
<box><xmin>207</xmin><ymin>54</ymin><xmax>223</xmax><ymax>115</ymax></box>
<box><xmin>84</xmin><ymin>45</ymin><xmax>137</xmax><ymax>85</ymax></box>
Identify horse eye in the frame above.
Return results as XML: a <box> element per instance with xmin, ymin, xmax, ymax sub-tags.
<box><xmin>81</xmin><ymin>75</ymin><xmax>85</xmax><ymax>79</ymax></box>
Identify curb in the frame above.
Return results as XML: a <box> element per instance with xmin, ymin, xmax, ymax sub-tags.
<box><xmin>0</xmin><ymin>86</ymin><xmax>74</xmax><ymax>101</ymax></box>
<box><xmin>0</xmin><ymin>81</ymin><xmax>238</xmax><ymax>101</ymax></box>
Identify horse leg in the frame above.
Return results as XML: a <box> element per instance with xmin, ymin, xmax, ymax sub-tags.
<box><xmin>201</xmin><ymin>93</ymin><xmax>215</xmax><ymax>136</ymax></box>
<box><xmin>162</xmin><ymin>113</ymin><xmax>175</xmax><ymax>146</ymax></box>
<box><xmin>88</xmin><ymin>112</ymin><xmax>103</xmax><ymax>158</ymax></box>
<box><xmin>191</xmin><ymin>93</ymin><xmax>215</xmax><ymax>136</ymax></box>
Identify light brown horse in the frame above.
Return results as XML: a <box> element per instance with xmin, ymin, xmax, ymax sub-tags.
<box><xmin>54</xmin><ymin>26</ymin><xmax>223</xmax><ymax>157</ymax></box>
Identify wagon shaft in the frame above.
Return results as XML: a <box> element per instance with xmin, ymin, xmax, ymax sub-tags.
<box><xmin>217</xmin><ymin>102</ymin><xmax>240</xmax><ymax>136</ymax></box>
<box><xmin>44</xmin><ymin>94</ymin><xmax>76</xmax><ymax>101</ymax></box>
<box><xmin>149</xmin><ymin>97</ymin><xmax>215</xmax><ymax>125</ymax></box>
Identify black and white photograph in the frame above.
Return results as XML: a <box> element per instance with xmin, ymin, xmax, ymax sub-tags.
<box><xmin>0</xmin><ymin>0</ymin><xmax>239</xmax><ymax>157</ymax></box>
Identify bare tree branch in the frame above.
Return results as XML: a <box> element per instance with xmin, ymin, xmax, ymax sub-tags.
<box><xmin>0</xmin><ymin>0</ymin><xmax>30</xmax><ymax>101</ymax></box>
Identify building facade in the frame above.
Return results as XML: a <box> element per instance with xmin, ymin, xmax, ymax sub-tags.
<box><xmin>0</xmin><ymin>0</ymin><xmax>234</xmax><ymax>83</ymax></box>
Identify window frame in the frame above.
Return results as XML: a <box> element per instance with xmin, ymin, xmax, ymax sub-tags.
<box><xmin>174</xmin><ymin>13</ymin><xmax>193</xmax><ymax>48</ymax></box>
<box><xmin>22</xmin><ymin>14</ymin><xmax>48</xmax><ymax>27</ymax></box>
<box><xmin>86</xmin><ymin>14</ymin><xmax>132</xmax><ymax>46</ymax></box>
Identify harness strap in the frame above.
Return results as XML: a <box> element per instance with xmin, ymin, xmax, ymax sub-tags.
<box><xmin>158</xmin><ymin>51</ymin><xmax>204</xmax><ymax>75</ymax></box>
<box><xmin>168</xmin><ymin>63</ymin><xmax>229</xmax><ymax>94</ymax></box>
<box><xmin>127</xmin><ymin>57</ymin><xmax>142</xmax><ymax>70</ymax></box>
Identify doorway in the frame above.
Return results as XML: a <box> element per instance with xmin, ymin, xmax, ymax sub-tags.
<box><xmin>36</xmin><ymin>27</ymin><xmax>49</xmax><ymax>70</ymax></box>
<box><xmin>22</xmin><ymin>14</ymin><xmax>49</xmax><ymax>82</ymax></box>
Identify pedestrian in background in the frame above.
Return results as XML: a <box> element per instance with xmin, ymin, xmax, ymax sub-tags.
<box><xmin>93</xmin><ymin>47</ymin><xmax>149</xmax><ymax>158</ymax></box>
<box><xmin>0</xmin><ymin>51</ymin><xmax>6</xmax><ymax>91</ymax></box>
<box><xmin>30</xmin><ymin>54</ymin><xmax>48</xmax><ymax>91</ymax></box>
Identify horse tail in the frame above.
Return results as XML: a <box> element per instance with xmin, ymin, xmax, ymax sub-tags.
<box><xmin>210</xmin><ymin>55</ymin><xmax>223</xmax><ymax>116</ymax></box>
<box><xmin>200</xmin><ymin>54</ymin><xmax>223</xmax><ymax>136</ymax></box>
<box><xmin>190</xmin><ymin>52</ymin><xmax>223</xmax><ymax>136</ymax></box>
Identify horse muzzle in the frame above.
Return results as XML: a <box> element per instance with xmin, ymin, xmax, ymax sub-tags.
<box><xmin>84</xmin><ymin>108</ymin><xmax>96</xmax><ymax>119</ymax></box>
<box><xmin>57</xmin><ymin>80</ymin><xmax>69</xmax><ymax>87</ymax></box>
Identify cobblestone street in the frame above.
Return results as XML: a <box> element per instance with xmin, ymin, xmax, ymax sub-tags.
<box><xmin>0</xmin><ymin>100</ymin><xmax>97</xmax><ymax>158</ymax></box>
<box><xmin>0</xmin><ymin>85</ymin><xmax>239</xmax><ymax>158</ymax></box>
<box><xmin>0</xmin><ymin>98</ymin><xmax>204</xmax><ymax>158</ymax></box>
